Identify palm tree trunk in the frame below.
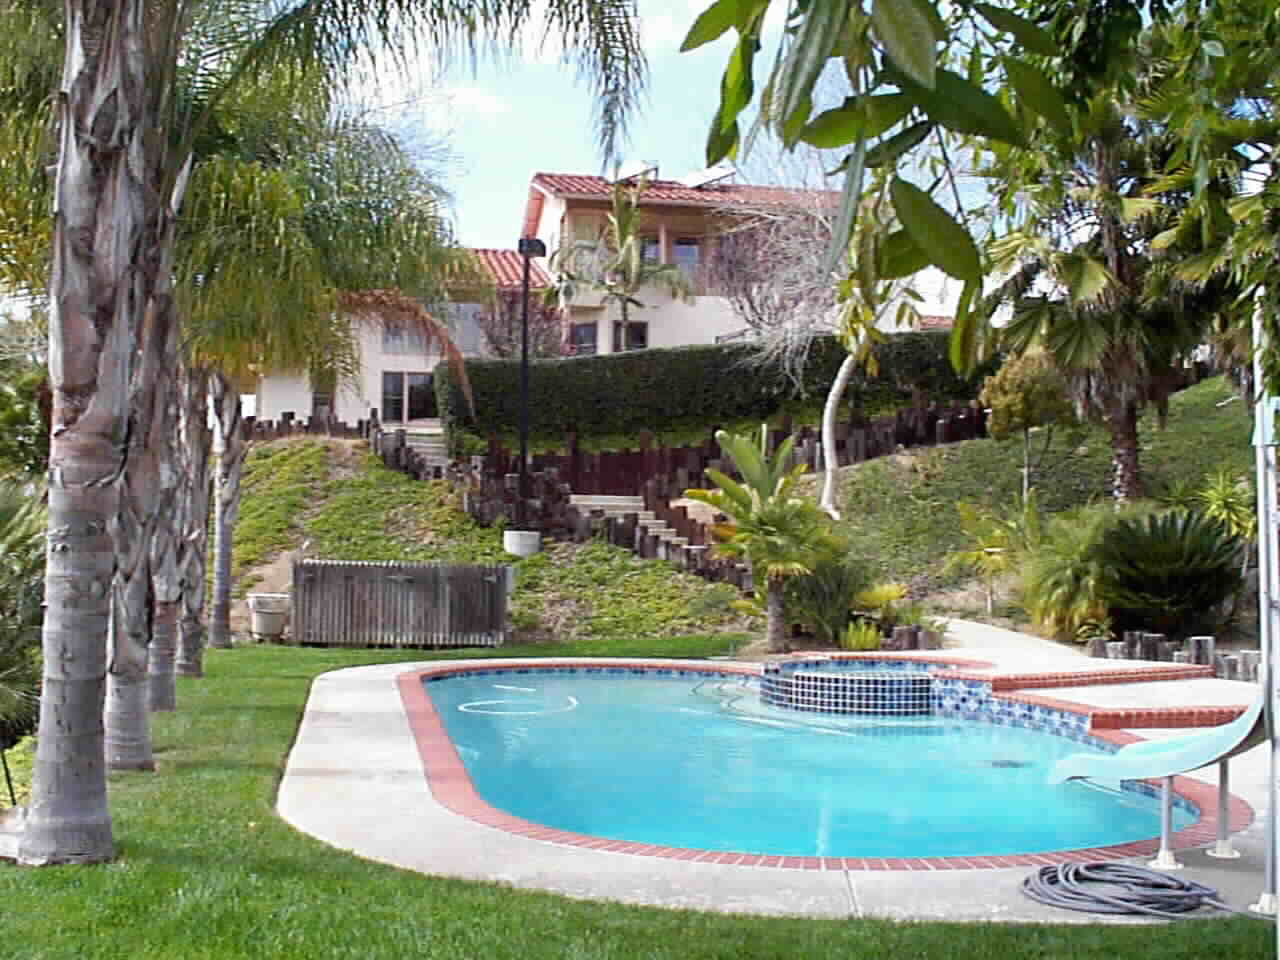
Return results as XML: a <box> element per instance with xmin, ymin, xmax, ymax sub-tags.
<box><xmin>104</xmin><ymin>573</ymin><xmax>154</xmax><ymax>772</ymax></box>
<box><xmin>105</xmin><ymin>291</ymin><xmax>174</xmax><ymax>769</ymax></box>
<box><xmin>1105</xmin><ymin>403</ymin><xmax>1143</xmax><ymax>502</ymax></box>
<box><xmin>765</xmin><ymin>577</ymin><xmax>789</xmax><ymax>654</ymax></box>
<box><xmin>209</xmin><ymin>373</ymin><xmax>245</xmax><ymax>649</ymax></box>
<box><xmin>820</xmin><ymin>353</ymin><xmax>857</xmax><ymax>518</ymax></box>
<box><xmin>20</xmin><ymin>0</ymin><xmax>152</xmax><ymax>864</ymax></box>
<box><xmin>177</xmin><ymin>366</ymin><xmax>212</xmax><ymax>677</ymax></box>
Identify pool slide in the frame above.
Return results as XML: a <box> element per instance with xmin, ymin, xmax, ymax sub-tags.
<box><xmin>1048</xmin><ymin>688</ymin><xmax>1266</xmax><ymax>867</ymax></box>
<box><xmin>1047</xmin><ymin>690</ymin><xmax>1267</xmax><ymax>786</ymax></box>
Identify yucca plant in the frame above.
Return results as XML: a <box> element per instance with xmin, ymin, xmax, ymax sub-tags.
<box><xmin>1094</xmin><ymin>510</ymin><xmax>1244</xmax><ymax>640</ymax></box>
<box><xmin>685</xmin><ymin>429</ymin><xmax>841</xmax><ymax>653</ymax></box>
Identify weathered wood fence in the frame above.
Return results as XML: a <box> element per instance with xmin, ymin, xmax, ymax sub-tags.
<box><xmin>291</xmin><ymin>559</ymin><xmax>511</xmax><ymax>648</ymax></box>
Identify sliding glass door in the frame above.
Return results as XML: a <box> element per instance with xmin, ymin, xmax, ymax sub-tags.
<box><xmin>381</xmin><ymin>371</ymin><xmax>436</xmax><ymax>422</ymax></box>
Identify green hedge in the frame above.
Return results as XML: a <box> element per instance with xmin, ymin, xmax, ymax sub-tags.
<box><xmin>435</xmin><ymin>331</ymin><xmax>991</xmax><ymax>450</ymax></box>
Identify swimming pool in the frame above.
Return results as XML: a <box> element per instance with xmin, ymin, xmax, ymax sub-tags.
<box><xmin>419</xmin><ymin>664</ymin><xmax>1197</xmax><ymax>861</ymax></box>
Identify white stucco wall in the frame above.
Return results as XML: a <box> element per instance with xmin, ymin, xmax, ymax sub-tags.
<box><xmin>255</xmin><ymin>373</ymin><xmax>312</xmax><ymax>422</ymax></box>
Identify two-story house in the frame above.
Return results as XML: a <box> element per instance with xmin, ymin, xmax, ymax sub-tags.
<box><xmin>523</xmin><ymin>167</ymin><xmax>834</xmax><ymax>355</ymax></box>
<box><xmin>253</xmin><ymin>248</ymin><xmax>549</xmax><ymax>425</ymax></box>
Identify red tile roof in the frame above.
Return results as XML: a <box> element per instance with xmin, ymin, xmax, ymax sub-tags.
<box><xmin>464</xmin><ymin>248</ymin><xmax>550</xmax><ymax>291</ymax></box>
<box><xmin>522</xmin><ymin>172</ymin><xmax>838</xmax><ymax>238</ymax></box>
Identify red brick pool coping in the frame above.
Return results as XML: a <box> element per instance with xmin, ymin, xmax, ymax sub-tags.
<box><xmin>397</xmin><ymin>658</ymin><xmax>1254</xmax><ymax>872</ymax></box>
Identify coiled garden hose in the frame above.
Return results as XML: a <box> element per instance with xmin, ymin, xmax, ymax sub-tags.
<box><xmin>1021</xmin><ymin>863</ymin><xmax>1255</xmax><ymax>919</ymax></box>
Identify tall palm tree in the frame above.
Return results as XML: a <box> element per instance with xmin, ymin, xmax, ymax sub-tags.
<box><xmin>548</xmin><ymin>177</ymin><xmax>692</xmax><ymax>350</ymax></box>
<box><xmin>978</xmin><ymin>95</ymin><xmax>1214</xmax><ymax>502</ymax></box>
<box><xmin>685</xmin><ymin>429</ymin><xmax>839</xmax><ymax>653</ymax></box>
<box><xmin>24</xmin><ymin>0</ymin><xmax>646</xmax><ymax>865</ymax></box>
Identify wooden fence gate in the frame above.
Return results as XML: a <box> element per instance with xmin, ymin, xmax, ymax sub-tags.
<box><xmin>291</xmin><ymin>559</ymin><xmax>511</xmax><ymax>648</ymax></box>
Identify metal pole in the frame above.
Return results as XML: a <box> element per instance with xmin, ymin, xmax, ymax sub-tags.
<box><xmin>519</xmin><ymin>250</ymin><xmax>531</xmax><ymax>528</ymax></box>
<box><xmin>1149</xmin><ymin>775</ymin><xmax>1182</xmax><ymax>870</ymax></box>
<box><xmin>1208</xmin><ymin>758</ymin><xmax>1240</xmax><ymax>858</ymax></box>
<box><xmin>1251</xmin><ymin>299</ymin><xmax>1279</xmax><ymax>914</ymax></box>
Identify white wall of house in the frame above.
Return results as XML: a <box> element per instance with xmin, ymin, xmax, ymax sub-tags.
<box><xmin>256</xmin><ymin>316</ymin><xmax>460</xmax><ymax>425</ymax></box>
<box><xmin>255</xmin><ymin>373</ymin><xmax>312</xmax><ymax>423</ymax></box>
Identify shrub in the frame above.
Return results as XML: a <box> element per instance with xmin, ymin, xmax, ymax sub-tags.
<box><xmin>784</xmin><ymin>552</ymin><xmax>873</xmax><ymax>647</ymax></box>
<box><xmin>1020</xmin><ymin>504</ymin><xmax>1115</xmax><ymax>641</ymax></box>
<box><xmin>435</xmin><ymin>331</ymin><xmax>992</xmax><ymax>452</ymax></box>
<box><xmin>841</xmin><ymin>619</ymin><xmax>882</xmax><ymax>651</ymax></box>
<box><xmin>1094</xmin><ymin>510</ymin><xmax>1244</xmax><ymax>640</ymax></box>
<box><xmin>0</xmin><ymin>479</ymin><xmax>45</xmax><ymax>750</ymax></box>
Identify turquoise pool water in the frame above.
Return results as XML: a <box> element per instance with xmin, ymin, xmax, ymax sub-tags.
<box><xmin>425</xmin><ymin>672</ymin><xmax>1193</xmax><ymax>858</ymax></box>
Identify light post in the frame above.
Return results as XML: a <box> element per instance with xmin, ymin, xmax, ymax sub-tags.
<box><xmin>514</xmin><ymin>236</ymin><xmax>545</xmax><ymax>540</ymax></box>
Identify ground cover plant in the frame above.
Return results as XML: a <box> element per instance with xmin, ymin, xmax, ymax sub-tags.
<box><xmin>1</xmin><ymin>645</ymin><xmax>1270</xmax><ymax>960</ymax></box>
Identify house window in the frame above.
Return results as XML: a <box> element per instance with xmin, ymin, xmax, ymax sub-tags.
<box><xmin>382</xmin><ymin>322</ymin><xmax>427</xmax><ymax>355</ymax></box>
<box><xmin>612</xmin><ymin>321</ymin><xmax>648</xmax><ymax>352</ymax></box>
<box><xmin>672</xmin><ymin>237</ymin><xmax>700</xmax><ymax>276</ymax></box>
<box><xmin>381</xmin><ymin>372</ymin><xmax>436</xmax><ymax>422</ymax></box>
<box><xmin>381</xmin><ymin>371</ymin><xmax>404</xmax><ymax>422</ymax></box>
<box><xmin>569</xmin><ymin>322</ymin><xmax>597</xmax><ymax>355</ymax></box>
<box><xmin>640</xmin><ymin>235</ymin><xmax>660</xmax><ymax>263</ymax></box>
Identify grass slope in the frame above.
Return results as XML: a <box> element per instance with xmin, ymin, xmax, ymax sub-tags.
<box><xmin>235</xmin><ymin>440</ymin><xmax>748</xmax><ymax>648</ymax></box>
<box><xmin>0</xmin><ymin>646</ymin><xmax>1268</xmax><ymax>960</ymax></box>
<box><xmin>833</xmin><ymin>376</ymin><xmax>1252</xmax><ymax>590</ymax></box>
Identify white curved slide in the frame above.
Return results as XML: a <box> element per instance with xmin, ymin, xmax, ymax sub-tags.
<box><xmin>1048</xmin><ymin>691</ymin><xmax>1267</xmax><ymax>785</ymax></box>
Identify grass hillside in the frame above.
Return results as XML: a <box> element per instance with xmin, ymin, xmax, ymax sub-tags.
<box><xmin>233</xmin><ymin>439</ymin><xmax>750</xmax><ymax>652</ymax></box>
<box><xmin>231</xmin><ymin>376</ymin><xmax>1250</xmax><ymax>646</ymax></box>
<box><xmin>828</xmin><ymin>376</ymin><xmax>1252</xmax><ymax>594</ymax></box>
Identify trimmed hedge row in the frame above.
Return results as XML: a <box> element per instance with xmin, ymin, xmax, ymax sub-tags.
<box><xmin>434</xmin><ymin>331</ymin><xmax>992</xmax><ymax>449</ymax></box>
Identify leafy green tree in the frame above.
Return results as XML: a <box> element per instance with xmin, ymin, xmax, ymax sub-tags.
<box><xmin>685</xmin><ymin>429</ymin><xmax>841</xmax><ymax>653</ymax></box>
<box><xmin>976</xmin><ymin>90</ymin><xmax>1215</xmax><ymax>502</ymax></box>
<box><xmin>548</xmin><ymin>177</ymin><xmax>692</xmax><ymax>349</ymax></box>
<box><xmin>979</xmin><ymin>349</ymin><xmax>1075</xmax><ymax>498</ymax></box>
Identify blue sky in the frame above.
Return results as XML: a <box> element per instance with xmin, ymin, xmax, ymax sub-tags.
<box><xmin>366</xmin><ymin>1</ymin><xmax>779</xmax><ymax>249</ymax></box>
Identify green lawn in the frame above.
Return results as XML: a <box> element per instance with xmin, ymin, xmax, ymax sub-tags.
<box><xmin>1</xmin><ymin>644</ymin><xmax>1269</xmax><ymax>959</ymax></box>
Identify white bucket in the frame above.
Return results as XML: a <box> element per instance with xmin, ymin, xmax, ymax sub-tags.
<box><xmin>247</xmin><ymin>592</ymin><xmax>290</xmax><ymax>642</ymax></box>
<box><xmin>502</xmin><ymin>529</ymin><xmax>542</xmax><ymax>558</ymax></box>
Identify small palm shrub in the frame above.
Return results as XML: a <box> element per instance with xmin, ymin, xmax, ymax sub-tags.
<box><xmin>1094</xmin><ymin>510</ymin><xmax>1244</xmax><ymax>639</ymax></box>
<box><xmin>783</xmin><ymin>551</ymin><xmax>871</xmax><ymax>647</ymax></box>
<box><xmin>1020</xmin><ymin>503</ymin><xmax>1115</xmax><ymax>641</ymax></box>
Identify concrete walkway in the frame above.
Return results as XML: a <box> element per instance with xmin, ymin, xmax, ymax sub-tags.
<box><xmin>277</xmin><ymin>632</ymin><xmax>1275</xmax><ymax>923</ymax></box>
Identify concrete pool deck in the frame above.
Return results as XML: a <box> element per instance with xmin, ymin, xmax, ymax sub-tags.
<box><xmin>277</xmin><ymin>625</ymin><xmax>1274</xmax><ymax>923</ymax></box>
